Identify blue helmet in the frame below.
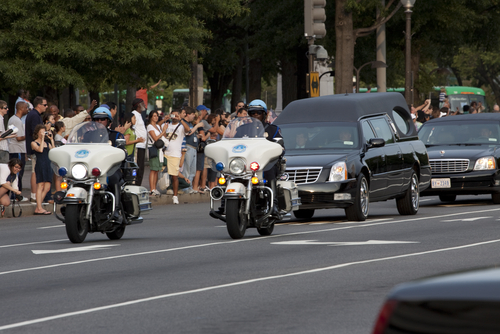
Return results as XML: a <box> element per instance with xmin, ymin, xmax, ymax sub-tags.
<box><xmin>248</xmin><ymin>99</ymin><xmax>267</xmax><ymax>113</ymax></box>
<box><xmin>92</xmin><ymin>107</ymin><xmax>113</xmax><ymax>121</ymax></box>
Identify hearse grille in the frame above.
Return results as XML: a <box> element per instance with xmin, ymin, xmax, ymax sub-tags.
<box><xmin>285</xmin><ymin>168</ymin><xmax>322</xmax><ymax>184</ymax></box>
<box><xmin>430</xmin><ymin>159</ymin><xmax>469</xmax><ymax>173</ymax></box>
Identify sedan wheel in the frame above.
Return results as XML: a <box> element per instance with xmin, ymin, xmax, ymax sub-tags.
<box><xmin>396</xmin><ymin>172</ymin><xmax>419</xmax><ymax>215</ymax></box>
<box><xmin>345</xmin><ymin>174</ymin><xmax>369</xmax><ymax>221</ymax></box>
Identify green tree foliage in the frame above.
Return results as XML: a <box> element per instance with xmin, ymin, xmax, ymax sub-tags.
<box><xmin>0</xmin><ymin>0</ymin><xmax>241</xmax><ymax>95</ymax></box>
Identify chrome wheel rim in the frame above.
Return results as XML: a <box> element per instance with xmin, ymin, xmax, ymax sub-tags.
<box><xmin>411</xmin><ymin>175</ymin><xmax>419</xmax><ymax>210</ymax></box>
<box><xmin>360</xmin><ymin>177</ymin><xmax>369</xmax><ymax>217</ymax></box>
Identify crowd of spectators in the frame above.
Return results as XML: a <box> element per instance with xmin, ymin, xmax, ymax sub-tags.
<box><xmin>0</xmin><ymin>89</ymin><xmax>278</xmax><ymax>211</ymax></box>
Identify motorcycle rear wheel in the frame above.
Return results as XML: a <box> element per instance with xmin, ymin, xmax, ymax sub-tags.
<box><xmin>226</xmin><ymin>199</ymin><xmax>248</xmax><ymax>239</ymax></box>
<box><xmin>257</xmin><ymin>223</ymin><xmax>274</xmax><ymax>236</ymax></box>
<box><xmin>106</xmin><ymin>225</ymin><xmax>126</xmax><ymax>240</ymax></box>
<box><xmin>65</xmin><ymin>204</ymin><xmax>89</xmax><ymax>243</ymax></box>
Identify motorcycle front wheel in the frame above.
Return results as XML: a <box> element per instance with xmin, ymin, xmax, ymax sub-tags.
<box><xmin>65</xmin><ymin>204</ymin><xmax>89</xmax><ymax>243</ymax></box>
<box><xmin>226</xmin><ymin>199</ymin><xmax>248</xmax><ymax>239</ymax></box>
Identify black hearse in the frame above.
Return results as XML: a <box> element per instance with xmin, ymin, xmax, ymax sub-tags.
<box><xmin>274</xmin><ymin>93</ymin><xmax>431</xmax><ymax>221</ymax></box>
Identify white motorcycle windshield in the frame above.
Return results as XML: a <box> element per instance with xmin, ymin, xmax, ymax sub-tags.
<box><xmin>222</xmin><ymin>116</ymin><xmax>265</xmax><ymax>139</ymax></box>
<box><xmin>67</xmin><ymin>122</ymin><xmax>109</xmax><ymax>144</ymax></box>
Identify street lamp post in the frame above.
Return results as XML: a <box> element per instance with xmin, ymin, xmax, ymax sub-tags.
<box><xmin>354</xmin><ymin>61</ymin><xmax>388</xmax><ymax>93</ymax></box>
<box><xmin>401</xmin><ymin>0</ymin><xmax>416</xmax><ymax>105</ymax></box>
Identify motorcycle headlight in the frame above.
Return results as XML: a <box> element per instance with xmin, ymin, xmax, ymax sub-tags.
<box><xmin>329</xmin><ymin>162</ymin><xmax>347</xmax><ymax>182</ymax></box>
<box><xmin>229</xmin><ymin>158</ymin><xmax>246</xmax><ymax>174</ymax></box>
<box><xmin>71</xmin><ymin>163</ymin><xmax>88</xmax><ymax>180</ymax></box>
<box><xmin>474</xmin><ymin>156</ymin><xmax>496</xmax><ymax>170</ymax></box>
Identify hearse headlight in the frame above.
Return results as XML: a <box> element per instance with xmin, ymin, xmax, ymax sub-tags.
<box><xmin>474</xmin><ymin>156</ymin><xmax>496</xmax><ymax>170</ymax></box>
<box><xmin>229</xmin><ymin>158</ymin><xmax>246</xmax><ymax>174</ymax></box>
<box><xmin>329</xmin><ymin>162</ymin><xmax>347</xmax><ymax>181</ymax></box>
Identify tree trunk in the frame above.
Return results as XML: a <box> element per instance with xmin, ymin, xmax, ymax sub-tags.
<box><xmin>411</xmin><ymin>50</ymin><xmax>420</xmax><ymax>104</ymax></box>
<box><xmin>231</xmin><ymin>53</ymin><xmax>244</xmax><ymax>112</ymax></box>
<box><xmin>207</xmin><ymin>72</ymin><xmax>233</xmax><ymax>111</ymax></box>
<box><xmin>248</xmin><ymin>58</ymin><xmax>262</xmax><ymax>101</ymax></box>
<box><xmin>477</xmin><ymin>60</ymin><xmax>500</xmax><ymax>106</ymax></box>
<box><xmin>335</xmin><ymin>0</ymin><xmax>355</xmax><ymax>95</ymax></box>
<box><xmin>281</xmin><ymin>58</ymin><xmax>297</xmax><ymax>109</ymax></box>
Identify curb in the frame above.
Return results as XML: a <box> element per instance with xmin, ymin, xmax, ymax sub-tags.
<box><xmin>2</xmin><ymin>193</ymin><xmax>211</xmax><ymax>219</ymax></box>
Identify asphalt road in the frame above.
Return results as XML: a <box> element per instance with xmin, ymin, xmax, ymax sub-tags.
<box><xmin>1</xmin><ymin>195</ymin><xmax>500</xmax><ymax>333</ymax></box>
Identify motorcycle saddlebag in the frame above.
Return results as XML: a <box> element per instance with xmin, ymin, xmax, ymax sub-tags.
<box><xmin>122</xmin><ymin>185</ymin><xmax>152</xmax><ymax>218</ymax></box>
<box><xmin>277</xmin><ymin>181</ymin><xmax>301</xmax><ymax>212</ymax></box>
<box><xmin>122</xmin><ymin>161</ymin><xmax>139</xmax><ymax>183</ymax></box>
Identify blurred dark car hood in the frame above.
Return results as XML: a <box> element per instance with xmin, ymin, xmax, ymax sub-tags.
<box><xmin>388</xmin><ymin>267</ymin><xmax>500</xmax><ymax>302</ymax></box>
<box><xmin>284</xmin><ymin>152</ymin><xmax>350</xmax><ymax>167</ymax></box>
<box><xmin>426</xmin><ymin>145</ymin><xmax>498</xmax><ymax>160</ymax></box>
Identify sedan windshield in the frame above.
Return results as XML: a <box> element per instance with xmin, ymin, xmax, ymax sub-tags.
<box><xmin>279</xmin><ymin>122</ymin><xmax>359</xmax><ymax>150</ymax></box>
<box><xmin>419</xmin><ymin>121</ymin><xmax>500</xmax><ymax>145</ymax></box>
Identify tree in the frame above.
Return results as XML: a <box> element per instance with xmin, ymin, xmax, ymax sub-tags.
<box><xmin>0</xmin><ymin>0</ymin><xmax>241</xmax><ymax>106</ymax></box>
<box><xmin>333</xmin><ymin>0</ymin><xmax>401</xmax><ymax>95</ymax></box>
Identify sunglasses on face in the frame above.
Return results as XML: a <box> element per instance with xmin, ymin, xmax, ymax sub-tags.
<box><xmin>249</xmin><ymin>110</ymin><xmax>264</xmax><ymax>116</ymax></box>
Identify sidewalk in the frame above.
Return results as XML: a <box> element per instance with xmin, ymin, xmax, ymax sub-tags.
<box><xmin>3</xmin><ymin>162</ymin><xmax>210</xmax><ymax>218</ymax></box>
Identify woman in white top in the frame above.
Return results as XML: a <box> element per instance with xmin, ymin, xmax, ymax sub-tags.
<box><xmin>147</xmin><ymin>111</ymin><xmax>167</xmax><ymax>196</ymax></box>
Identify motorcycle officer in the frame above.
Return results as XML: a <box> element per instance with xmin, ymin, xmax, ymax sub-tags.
<box><xmin>247</xmin><ymin>99</ymin><xmax>284</xmax><ymax>217</ymax></box>
<box><xmin>91</xmin><ymin>107</ymin><xmax>126</xmax><ymax>223</ymax></box>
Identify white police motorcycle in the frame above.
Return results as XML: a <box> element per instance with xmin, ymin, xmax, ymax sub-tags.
<box><xmin>205</xmin><ymin>117</ymin><xmax>300</xmax><ymax>239</ymax></box>
<box><xmin>49</xmin><ymin>122</ymin><xmax>151</xmax><ymax>243</ymax></box>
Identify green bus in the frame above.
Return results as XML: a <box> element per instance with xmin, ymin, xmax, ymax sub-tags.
<box><xmin>358</xmin><ymin>86</ymin><xmax>487</xmax><ymax>112</ymax></box>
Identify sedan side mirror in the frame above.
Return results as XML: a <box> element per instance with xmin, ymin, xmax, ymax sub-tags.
<box><xmin>367</xmin><ymin>138</ymin><xmax>385</xmax><ymax>149</ymax></box>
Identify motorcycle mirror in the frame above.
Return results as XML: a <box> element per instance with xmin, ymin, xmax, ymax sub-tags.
<box><xmin>273</xmin><ymin>137</ymin><xmax>285</xmax><ymax>147</ymax></box>
<box><xmin>116</xmin><ymin>138</ymin><xmax>126</xmax><ymax>149</ymax></box>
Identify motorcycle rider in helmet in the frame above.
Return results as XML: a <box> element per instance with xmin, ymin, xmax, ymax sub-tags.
<box><xmin>248</xmin><ymin>99</ymin><xmax>284</xmax><ymax>218</ymax></box>
<box><xmin>91</xmin><ymin>107</ymin><xmax>126</xmax><ymax>223</ymax></box>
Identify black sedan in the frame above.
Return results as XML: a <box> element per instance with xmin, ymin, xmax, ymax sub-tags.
<box><xmin>419</xmin><ymin>113</ymin><xmax>500</xmax><ymax>203</ymax></box>
<box><xmin>274</xmin><ymin>93</ymin><xmax>431</xmax><ymax>221</ymax></box>
<box><xmin>372</xmin><ymin>267</ymin><xmax>500</xmax><ymax>333</ymax></box>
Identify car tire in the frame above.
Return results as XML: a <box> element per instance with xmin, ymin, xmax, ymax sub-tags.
<box><xmin>439</xmin><ymin>194</ymin><xmax>456</xmax><ymax>202</ymax></box>
<box><xmin>396</xmin><ymin>171</ymin><xmax>419</xmax><ymax>215</ymax></box>
<box><xmin>293</xmin><ymin>209</ymin><xmax>315</xmax><ymax>220</ymax></box>
<box><xmin>345</xmin><ymin>174</ymin><xmax>369</xmax><ymax>221</ymax></box>
<box><xmin>492</xmin><ymin>194</ymin><xmax>500</xmax><ymax>204</ymax></box>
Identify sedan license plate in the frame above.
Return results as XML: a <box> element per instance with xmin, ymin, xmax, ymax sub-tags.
<box><xmin>431</xmin><ymin>178</ymin><xmax>451</xmax><ymax>189</ymax></box>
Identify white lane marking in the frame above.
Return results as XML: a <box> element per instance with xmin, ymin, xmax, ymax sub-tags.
<box><xmin>419</xmin><ymin>199</ymin><xmax>433</xmax><ymax>202</ymax></box>
<box><xmin>37</xmin><ymin>225</ymin><xmax>65</xmax><ymax>230</ymax></box>
<box><xmin>32</xmin><ymin>245</ymin><xmax>120</xmax><ymax>255</ymax></box>
<box><xmin>442</xmin><ymin>217</ymin><xmax>492</xmax><ymax>222</ymax></box>
<box><xmin>1</xmin><ymin>238</ymin><xmax>499</xmax><ymax>331</ymax></box>
<box><xmin>2</xmin><ymin>207</ymin><xmax>500</xmax><ymax>277</ymax></box>
<box><xmin>271</xmin><ymin>240</ymin><xmax>419</xmax><ymax>246</ymax></box>
<box><xmin>0</xmin><ymin>239</ymin><xmax>67</xmax><ymax>249</ymax></box>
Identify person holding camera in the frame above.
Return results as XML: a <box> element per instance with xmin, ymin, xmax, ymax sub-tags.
<box><xmin>0</xmin><ymin>158</ymin><xmax>23</xmax><ymax>216</ymax></box>
<box><xmin>31</xmin><ymin>124</ymin><xmax>54</xmax><ymax>215</ymax></box>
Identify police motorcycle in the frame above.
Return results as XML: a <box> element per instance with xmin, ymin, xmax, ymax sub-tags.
<box><xmin>49</xmin><ymin>121</ymin><xmax>151</xmax><ymax>243</ymax></box>
<box><xmin>205</xmin><ymin>116</ymin><xmax>301</xmax><ymax>239</ymax></box>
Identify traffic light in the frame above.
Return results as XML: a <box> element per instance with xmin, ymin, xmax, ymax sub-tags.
<box><xmin>304</xmin><ymin>0</ymin><xmax>327</xmax><ymax>39</ymax></box>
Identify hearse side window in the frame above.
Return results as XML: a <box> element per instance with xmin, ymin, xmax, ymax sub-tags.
<box><xmin>362</xmin><ymin>121</ymin><xmax>376</xmax><ymax>144</ymax></box>
<box><xmin>369</xmin><ymin>118</ymin><xmax>394</xmax><ymax>144</ymax></box>
<box><xmin>392</xmin><ymin>109</ymin><xmax>410</xmax><ymax>135</ymax></box>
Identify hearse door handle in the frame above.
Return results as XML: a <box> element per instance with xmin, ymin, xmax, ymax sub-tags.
<box><xmin>381</xmin><ymin>154</ymin><xmax>386</xmax><ymax>161</ymax></box>
<box><xmin>398</xmin><ymin>151</ymin><xmax>402</xmax><ymax>158</ymax></box>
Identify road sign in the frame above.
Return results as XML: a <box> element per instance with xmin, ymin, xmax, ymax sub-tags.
<box><xmin>310</xmin><ymin>71</ymin><xmax>320</xmax><ymax>97</ymax></box>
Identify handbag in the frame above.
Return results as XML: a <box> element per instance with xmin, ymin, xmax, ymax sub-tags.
<box><xmin>148</xmin><ymin>146</ymin><xmax>158</xmax><ymax>159</ymax></box>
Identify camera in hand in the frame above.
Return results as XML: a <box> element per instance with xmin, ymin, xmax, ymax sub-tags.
<box><xmin>15</xmin><ymin>194</ymin><xmax>23</xmax><ymax>201</ymax></box>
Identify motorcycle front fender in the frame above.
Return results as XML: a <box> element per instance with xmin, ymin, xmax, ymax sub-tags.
<box><xmin>224</xmin><ymin>182</ymin><xmax>247</xmax><ymax>199</ymax></box>
<box><xmin>63</xmin><ymin>187</ymin><xmax>88</xmax><ymax>204</ymax></box>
